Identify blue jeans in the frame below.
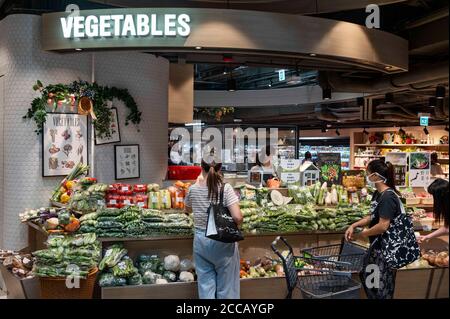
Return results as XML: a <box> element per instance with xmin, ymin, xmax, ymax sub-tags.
<box><xmin>193</xmin><ymin>229</ymin><xmax>240</xmax><ymax>299</ymax></box>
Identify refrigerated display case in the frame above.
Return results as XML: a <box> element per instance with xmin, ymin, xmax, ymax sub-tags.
<box><xmin>299</xmin><ymin>137</ymin><xmax>351</xmax><ymax>171</ymax></box>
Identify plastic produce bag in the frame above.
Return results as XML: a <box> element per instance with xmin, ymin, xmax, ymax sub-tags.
<box><xmin>128</xmin><ymin>273</ymin><xmax>143</xmax><ymax>286</ymax></box>
<box><xmin>99</xmin><ymin>273</ymin><xmax>127</xmax><ymax>287</ymax></box>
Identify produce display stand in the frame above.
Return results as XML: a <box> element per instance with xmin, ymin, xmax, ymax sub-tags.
<box><xmin>25</xmin><ymin>222</ymin><xmax>448</xmax><ymax>299</ymax></box>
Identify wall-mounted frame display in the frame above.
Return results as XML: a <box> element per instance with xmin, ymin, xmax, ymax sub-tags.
<box><xmin>95</xmin><ymin>107</ymin><xmax>121</xmax><ymax>145</ymax></box>
<box><xmin>114</xmin><ymin>144</ymin><xmax>140</xmax><ymax>180</ymax></box>
<box><xmin>42</xmin><ymin>113</ymin><xmax>88</xmax><ymax>177</ymax></box>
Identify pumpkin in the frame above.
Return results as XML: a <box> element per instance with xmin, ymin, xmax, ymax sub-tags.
<box><xmin>64</xmin><ymin>217</ymin><xmax>80</xmax><ymax>232</ymax></box>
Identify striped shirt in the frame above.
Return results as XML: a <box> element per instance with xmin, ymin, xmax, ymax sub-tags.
<box><xmin>185</xmin><ymin>183</ymin><xmax>239</xmax><ymax>230</ymax></box>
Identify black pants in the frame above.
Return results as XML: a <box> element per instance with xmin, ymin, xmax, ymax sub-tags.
<box><xmin>360</xmin><ymin>245</ymin><xmax>397</xmax><ymax>299</ymax></box>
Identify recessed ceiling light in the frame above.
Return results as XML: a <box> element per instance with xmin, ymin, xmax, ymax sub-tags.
<box><xmin>309</xmin><ymin>53</ymin><xmax>317</xmax><ymax>57</ymax></box>
<box><xmin>322</xmin><ymin>87</ymin><xmax>332</xmax><ymax>100</ymax></box>
<box><xmin>75</xmin><ymin>48</ymin><xmax>82</xmax><ymax>51</ymax></box>
<box><xmin>195</xmin><ymin>46</ymin><xmax>202</xmax><ymax>50</ymax></box>
<box><xmin>384</xmin><ymin>65</ymin><xmax>392</xmax><ymax>70</ymax></box>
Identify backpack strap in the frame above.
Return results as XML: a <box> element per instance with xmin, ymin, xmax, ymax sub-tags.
<box><xmin>219</xmin><ymin>184</ymin><xmax>225</xmax><ymax>205</ymax></box>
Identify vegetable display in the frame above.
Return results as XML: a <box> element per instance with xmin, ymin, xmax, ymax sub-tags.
<box><xmin>50</xmin><ymin>163</ymin><xmax>89</xmax><ymax>203</ymax></box>
<box><xmin>98</xmin><ymin>250</ymin><xmax>196</xmax><ymax>287</ymax></box>
<box><xmin>32</xmin><ymin>233</ymin><xmax>100</xmax><ymax>278</ymax></box>
<box><xmin>69</xmin><ymin>183</ymin><xmax>108</xmax><ymax>213</ymax></box>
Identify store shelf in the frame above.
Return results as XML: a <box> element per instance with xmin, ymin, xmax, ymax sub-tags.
<box><xmin>354</xmin><ymin>144</ymin><xmax>449</xmax><ymax>148</ymax></box>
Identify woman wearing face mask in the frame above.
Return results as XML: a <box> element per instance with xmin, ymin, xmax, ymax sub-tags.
<box><xmin>345</xmin><ymin>159</ymin><xmax>406</xmax><ymax>299</ymax></box>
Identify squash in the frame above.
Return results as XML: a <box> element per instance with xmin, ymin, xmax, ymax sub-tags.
<box><xmin>64</xmin><ymin>217</ymin><xmax>80</xmax><ymax>232</ymax></box>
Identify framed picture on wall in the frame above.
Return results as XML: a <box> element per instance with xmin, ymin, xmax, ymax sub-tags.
<box><xmin>114</xmin><ymin>144</ymin><xmax>140</xmax><ymax>180</ymax></box>
<box><xmin>95</xmin><ymin>107</ymin><xmax>121</xmax><ymax>145</ymax></box>
<box><xmin>42</xmin><ymin>113</ymin><xmax>88</xmax><ymax>177</ymax></box>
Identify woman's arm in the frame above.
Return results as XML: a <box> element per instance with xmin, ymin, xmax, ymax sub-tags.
<box><xmin>345</xmin><ymin>216</ymin><xmax>371</xmax><ymax>241</ymax></box>
<box><xmin>358</xmin><ymin>217</ymin><xmax>391</xmax><ymax>239</ymax></box>
<box><xmin>228</xmin><ymin>202</ymin><xmax>243</xmax><ymax>226</ymax></box>
<box><xmin>419</xmin><ymin>226</ymin><xmax>449</xmax><ymax>243</ymax></box>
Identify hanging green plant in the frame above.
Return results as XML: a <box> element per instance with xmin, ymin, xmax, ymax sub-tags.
<box><xmin>24</xmin><ymin>80</ymin><xmax>142</xmax><ymax>138</ymax></box>
<box><xmin>194</xmin><ymin>107</ymin><xmax>235</xmax><ymax>122</ymax></box>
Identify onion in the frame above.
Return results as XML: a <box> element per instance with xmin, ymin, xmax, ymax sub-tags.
<box><xmin>428</xmin><ymin>255</ymin><xmax>437</xmax><ymax>266</ymax></box>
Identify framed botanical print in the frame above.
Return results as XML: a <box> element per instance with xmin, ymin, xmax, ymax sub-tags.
<box><xmin>43</xmin><ymin>113</ymin><xmax>88</xmax><ymax>177</ymax></box>
<box><xmin>114</xmin><ymin>144</ymin><xmax>140</xmax><ymax>180</ymax></box>
<box><xmin>95</xmin><ymin>107</ymin><xmax>121</xmax><ymax>145</ymax></box>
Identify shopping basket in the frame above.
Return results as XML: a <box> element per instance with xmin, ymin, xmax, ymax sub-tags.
<box><xmin>300</xmin><ymin>238</ymin><xmax>368</xmax><ymax>272</ymax></box>
<box><xmin>271</xmin><ymin>236</ymin><xmax>362</xmax><ymax>299</ymax></box>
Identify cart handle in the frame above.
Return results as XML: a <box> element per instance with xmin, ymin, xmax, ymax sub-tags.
<box><xmin>271</xmin><ymin>236</ymin><xmax>294</xmax><ymax>259</ymax></box>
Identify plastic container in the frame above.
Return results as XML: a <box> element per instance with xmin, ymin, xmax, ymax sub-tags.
<box><xmin>421</xmin><ymin>197</ymin><xmax>434</xmax><ymax>205</ymax></box>
<box><xmin>167</xmin><ymin>165</ymin><xmax>201</xmax><ymax>180</ymax></box>
<box><xmin>406</xmin><ymin>198</ymin><xmax>421</xmax><ymax>205</ymax></box>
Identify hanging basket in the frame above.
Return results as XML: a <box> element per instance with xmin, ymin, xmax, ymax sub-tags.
<box><xmin>39</xmin><ymin>267</ymin><xmax>98</xmax><ymax>299</ymax></box>
<box><xmin>78</xmin><ymin>96</ymin><xmax>97</xmax><ymax>120</ymax></box>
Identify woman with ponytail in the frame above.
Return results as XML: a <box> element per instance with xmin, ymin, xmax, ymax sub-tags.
<box><xmin>345</xmin><ymin>159</ymin><xmax>411</xmax><ymax>299</ymax></box>
<box><xmin>185</xmin><ymin>160</ymin><xmax>243</xmax><ymax>299</ymax></box>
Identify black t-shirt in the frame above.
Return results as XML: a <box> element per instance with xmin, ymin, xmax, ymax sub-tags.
<box><xmin>369</xmin><ymin>189</ymin><xmax>401</xmax><ymax>243</ymax></box>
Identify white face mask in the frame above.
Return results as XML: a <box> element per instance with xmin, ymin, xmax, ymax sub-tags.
<box><xmin>366</xmin><ymin>172</ymin><xmax>387</xmax><ymax>187</ymax></box>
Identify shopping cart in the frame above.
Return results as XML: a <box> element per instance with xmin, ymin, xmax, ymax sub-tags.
<box><xmin>271</xmin><ymin>236</ymin><xmax>362</xmax><ymax>299</ymax></box>
<box><xmin>300</xmin><ymin>238</ymin><xmax>368</xmax><ymax>273</ymax></box>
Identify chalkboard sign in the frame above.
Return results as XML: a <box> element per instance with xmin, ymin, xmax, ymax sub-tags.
<box><xmin>317</xmin><ymin>153</ymin><xmax>342</xmax><ymax>185</ymax></box>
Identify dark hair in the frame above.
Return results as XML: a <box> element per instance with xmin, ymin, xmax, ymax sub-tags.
<box><xmin>305</xmin><ymin>151</ymin><xmax>312</xmax><ymax>159</ymax></box>
<box><xmin>201</xmin><ymin>160</ymin><xmax>223</xmax><ymax>202</ymax></box>
<box><xmin>431</xmin><ymin>152</ymin><xmax>439</xmax><ymax>164</ymax></box>
<box><xmin>367</xmin><ymin>159</ymin><xmax>399</xmax><ymax>194</ymax></box>
<box><xmin>427</xmin><ymin>178</ymin><xmax>449</xmax><ymax>228</ymax></box>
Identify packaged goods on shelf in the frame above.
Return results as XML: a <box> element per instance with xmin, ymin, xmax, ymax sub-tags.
<box><xmin>32</xmin><ymin>233</ymin><xmax>100</xmax><ymax>278</ymax></box>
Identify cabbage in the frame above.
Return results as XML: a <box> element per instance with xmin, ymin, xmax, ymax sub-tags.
<box><xmin>179</xmin><ymin>271</ymin><xmax>195</xmax><ymax>283</ymax></box>
<box><xmin>179</xmin><ymin>259</ymin><xmax>194</xmax><ymax>272</ymax></box>
<box><xmin>142</xmin><ymin>271</ymin><xmax>162</xmax><ymax>284</ymax></box>
<box><xmin>164</xmin><ymin>255</ymin><xmax>180</xmax><ymax>272</ymax></box>
<box><xmin>163</xmin><ymin>271</ymin><xmax>177</xmax><ymax>282</ymax></box>
<box><xmin>128</xmin><ymin>273</ymin><xmax>143</xmax><ymax>286</ymax></box>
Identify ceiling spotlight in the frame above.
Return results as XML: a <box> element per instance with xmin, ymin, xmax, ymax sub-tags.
<box><xmin>227</xmin><ymin>78</ymin><xmax>237</xmax><ymax>92</ymax></box>
<box><xmin>195</xmin><ymin>46</ymin><xmax>202</xmax><ymax>50</ymax></box>
<box><xmin>323</xmin><ymin>87</ymin><xmax>332</xmax><ymax>100</ymax></box>
<box><xmin>423</xmin><ymin>126</ymin><xmax>429</xmax><ymax>135</ymax></box>
<box><xmin>384</xmin><ymin>65</ymin><xmax>392</xmax><ymax>70</ymax></box>
<box><xmin>268</xmin><ymin>80</ymin><xmax>272</xmax><ymax>88</ymax></box>
<box><xmin>429</xmin><ymin>97</ymin><xmax>437</xmax><ymax>107</ymax></box>
<box><xmin>385</xmin><ymin>93</ymin><xmax>394</xmax><ymax>104</ymax></box>
<box><xmin>363</xmin><ymin>128</ymin><xmax>369</xmax><ymax>135</ymax></box>
<box><xmin>357</xmin><ymin>97</ymin><xmax>365</xmax><ymax>107</ymax></box>
<box><xmin>436</xmin><ymin>86</ymin><xmax>446</xmax><ymax>99</ymax></box>
<box><xmin>75</xmin><ymin>48</ymin><xmax>82</xmax><ymax>51</ymax></box>
<box><xmin>321</xmin><ymin>127</ymin><xmax>328</xmax><ymax>133</ymax></box>
<box><xmin>398</xmin><ymin>127</ymin><xmax>406</xmax><ymax>135</ymax></box>
<box><xmin>309</xmin><ymin>53</ymin><xmax>317</xmax><ymax>57</ymax></box>
<box><xmin>326</xmin><ymin>124</ymin><xmax>332</xmax><ymax>128</ymax></box>
<box><xmin>335</xmin><ymin>128</ymin><xmax>340</xmax><ymax>136</ymax></box>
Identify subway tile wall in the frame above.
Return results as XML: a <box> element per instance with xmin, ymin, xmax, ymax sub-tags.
<box><xmin>0</xmin><ymin>15</ymin><xmax>169</xmax><ymax>249</ymax></box>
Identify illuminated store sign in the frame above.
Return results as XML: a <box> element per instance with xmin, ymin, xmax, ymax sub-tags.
<box><xmin>60</xmin><ymin>13</ymin><xmax>191</xmax><ymax>39</ymax></box>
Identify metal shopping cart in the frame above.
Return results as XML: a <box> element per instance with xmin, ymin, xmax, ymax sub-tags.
<box><xmin>300</xmin><ymin>238</ymin><xmax>368</xmax><ymax>273</ymax></box>
<box><xmin>271</xmin><ymin>236</ymin><xmax>363</xmax><ymax>299</ymax></box>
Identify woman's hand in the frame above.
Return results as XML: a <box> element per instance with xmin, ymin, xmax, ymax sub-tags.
<box><xmin>345</xmin><ymin>226</ymin><xmax>354</xmax><ymax>241</ymax></box>
<box><xmin>417</xmin><ymin>235</ymin><xmax>429</xmax><ymax>244</ymax></box>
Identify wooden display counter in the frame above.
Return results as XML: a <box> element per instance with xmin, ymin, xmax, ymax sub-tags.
<box><xmin>25</xmin><ymin>223</ymin><xmax>448</xmax><ymax>299</ymax></box>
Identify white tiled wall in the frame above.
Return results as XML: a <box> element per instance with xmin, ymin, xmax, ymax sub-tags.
<box><xmin>0</xmin><ymin>15</ymin><xmax>169</xmax><ymax>250</ymax></box>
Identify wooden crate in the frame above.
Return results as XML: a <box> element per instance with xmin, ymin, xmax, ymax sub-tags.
<box><xmin>394</xmin><ymin>269</ymin><xmax>434</xmax><ymax>299</ymax></box>
<box><xmin>0</xmin><ymin>264</ymin><xmax>40</xmax><ymax>299</ymax></box>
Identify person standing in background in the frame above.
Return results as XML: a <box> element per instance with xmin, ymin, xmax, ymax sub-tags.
<box><xmin>302</xmin><ymin>151</ymin><xmax>313</xmax><ymax>164</ymax></box>
<box><xmin>430</xmin><ymin>152</ymin><xmax>444</xmax><ymax>176</ymax></box>
<box><xmin>418</xmin><ymin>178</ymin><xmax>449</xmax><ymax>243</ymax></box>
<box><xmin>185</xmin><ymin>160</ymin><xmax>243</xmax><ymax>299</ymax></box>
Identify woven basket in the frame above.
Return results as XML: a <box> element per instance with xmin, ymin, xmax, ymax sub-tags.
<box><xmin>39</xmin><ymin>267</ymin><xmax>98</xmax><ymax>299</ymax></box>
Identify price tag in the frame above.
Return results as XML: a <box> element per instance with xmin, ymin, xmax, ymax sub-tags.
<box><xmin>124</xmin><ymin>199</ymin><xmax>131</xmax><ymax>205</ymax></box>
<box><xmin>137</xmin><ymin>202</ymin><xmax>145</xmax><ymax>207</ymax></box>
<box><xmin>109</xmin><ymin>200</ymin><xmax>117</xmax><ymax>205</ymax></box>
<box><xmin>280</xmin><ymin>172</ymin><xmax>300</xmax><ymax>184</ymax></box>
<box><xmin>122</xmin><ymin>186</ymin><xmax>129</xmax><ymax>191</ymax></box>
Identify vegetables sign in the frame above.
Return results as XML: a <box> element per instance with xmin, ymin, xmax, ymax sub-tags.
<box><xmin>317</xmin><ymin>153</ymin><xmax>341</xmax><ymax>185</ymax></box>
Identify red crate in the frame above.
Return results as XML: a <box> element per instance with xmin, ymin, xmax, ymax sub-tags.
<box><xmin>167</xmin><ymin>165</ymin><xmax>201</xmax><ymax>181</ymax></box>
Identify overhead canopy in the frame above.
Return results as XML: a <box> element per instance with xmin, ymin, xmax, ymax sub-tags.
<box><xmin>42</xmin><ymin>8</ymin><xmax>408</xmax><ymax>74</ymax></box>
